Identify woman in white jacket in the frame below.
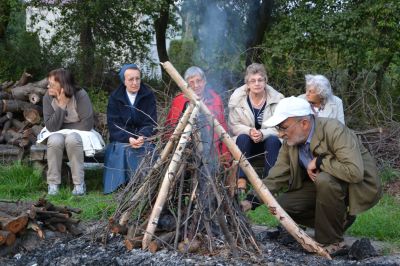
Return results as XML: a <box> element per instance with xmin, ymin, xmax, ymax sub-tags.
<box><xmin>298</xmin><ymin>74</ymin><xmax>345</xmax><ymax>124</ymax></box>
<box><xmin>228</xmin><ymin>63</ymin><xmax>284</xmax><ymax>192</ymax></box>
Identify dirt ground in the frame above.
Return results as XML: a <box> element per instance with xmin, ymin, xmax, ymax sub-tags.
<box><xmin>1</xmin><ymin>180</ymin><xmax>399</xmax><ymax>265</ymax></box>
<box><xmin>1</xmin><ymin>221</ymin><xmax>399</xmax><ymax>266</ymax></box>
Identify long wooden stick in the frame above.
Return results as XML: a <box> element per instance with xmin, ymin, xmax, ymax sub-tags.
<box><xmin>118</xmin><ymin>103</ymin><xmax>196</xmax><ymax>226</ymax></box>
<box><xmin>161</xmin><ymin>61</ymin><xmax>331</xmax><ymax>260</ymax></box>
<box><xmin>142</xmin><ymin>104</ymin><xmax>200</xmax><ymax>249</ymax></box>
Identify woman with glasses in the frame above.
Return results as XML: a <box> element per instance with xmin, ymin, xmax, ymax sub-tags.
<box><xmin>298</xmin><ymin>74</ymin><xmax>345</xmax><ymax>124</ymax></box>
<box><xmin>165</xmin><ymin>66</ymin><xmax>230</xmax><ymax>161</ymax></box>
<box><xmin>42</xmin><ymin>68</ymin><xmax>95</xmax><ymax>196</ymax></box>
<box><xmin>228</xmin><ymin>63</ymin><xmax>284</xmax><ymax>193</ymax></box>
<box><xmin>103</xmin><ymin>64</ymin><xmax>157</xmax><ymax>194</ymax></box>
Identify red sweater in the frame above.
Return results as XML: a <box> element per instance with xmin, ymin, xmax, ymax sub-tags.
<box><xmin>165</xmin><ymin>89</ymin><xmax>229</xmax><ymax>158</ymax></box>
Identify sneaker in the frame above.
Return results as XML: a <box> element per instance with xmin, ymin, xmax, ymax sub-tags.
<box><xmin>48</xmin><ymin>184</ymin><xmax>59</xmax><ymax>195</ymax></box>
<box><xmin>72</xmin><ymin>183</ymin><xmax>86</xmax><ymax>196</ymax></box>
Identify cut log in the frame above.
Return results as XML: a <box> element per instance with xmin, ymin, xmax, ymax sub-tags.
<box><xmin>177</xmin><ymin>238</ymin><xmax>201</xmax><ymax>253</ymax></box>
<box><xmin>0</xmin><ymin>112</ymin><xmax>12</xmax><ymax>124</ymax></box>
<box><xmin>142</xmin><ymin>105</ymin><xmax>200</xmax><ymax>249</ymax></box>
<box><xmin>124</xmin><ymin>236</ymin><xmax>144</xmax><ymax>251</ymax></box>
<box><xmin>148</xmin><ymin>231</ymin><xmax>175</xmax><ymax>253</ymax></box>
<box><xmin>55</xmin><ymin>223</ymin><xmax>67</xmax><ymax>233</ymax></box>
<box><xmin>27</xmin><ymin>221</ymin><xmax>45</xmax><ymax>239</ymax></box>
<box><xmin>28</xmin><ymin>93</ymin><xmax>41</xmax><ymax>104</ymax></box>
<box><xmin>0</xmin><ymin>99</ymin><xmax>42</xmax><ymax>114</ymax></box>
<box><xmin>11</xmin><ymin>78</ymin><xmax>47</xmax><ymax>102</ymax></box>
<box><xmin>0</xmin><ymin>212</ymin><xmax>28</xmax><ymax>234</ymax></box>
<box><xmin>14</xmin><ymin>72</ymin><xmax>33</xmax><ymax>87</ymax></box>
<box><xmin>0</xmin><ymin>91</ymin><xmax>11</xmax><ymax>100</ymax></box>
<box><xmin>0</xmin><ymin>81</ymin><xmax>14</xmax><ymax>91</ymax></box>
<box><xmin>24</xmin><ymin>108</ymin><xmax>41</xmax><ymax>124</ymax></box>
<box><xmin>161</xmin><ymin>61</ymin><xmax>332</xmax><ymax>260</ymax></box>
<box><xmin>0</xmin><ymin>120</ymin><xmax>11</xmax><ymax>143</ymax></box>
<box><xmin>0</xmin><ymin>230</ymin><xmax>16</xmax><ymax>246</ymax></box>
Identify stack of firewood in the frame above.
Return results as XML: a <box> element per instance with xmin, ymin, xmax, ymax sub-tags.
<box><xmin>0</xmin><ymin>199</ymin><xmax>82</xmax><ymax>250</ymax></box>
<box><xmin>0</xmin><ymin>72</ymin><xmax>46</xmax><ymax>161</ymax></box>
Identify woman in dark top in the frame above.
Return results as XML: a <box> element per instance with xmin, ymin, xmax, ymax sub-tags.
<box><xmin>103</xmin><ymin>64</ymin><xmax>157</xmax><ymax>194</ymax></box>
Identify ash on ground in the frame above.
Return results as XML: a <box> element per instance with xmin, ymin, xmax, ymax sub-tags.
<box><xmin>1</xmin><ymin>224</ymin><xmax>399</xmax><ymax>266</ymax></box>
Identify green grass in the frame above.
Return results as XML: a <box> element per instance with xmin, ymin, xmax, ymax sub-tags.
<box><xmin>347</xmin><ymin>194</ymin><xmax>400</xmax><ymax>243</ymax></box>
<box><xmin>0</xmin><ymin>161</ymin><xmax>116</xmax><ymax>220</ymax></box>
<box><xmin>1</xmin><ymin>161</ymin><xmax>400</xmax><ymax>247</ymax></box>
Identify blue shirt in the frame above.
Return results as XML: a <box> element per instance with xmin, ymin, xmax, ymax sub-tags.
<box><xmin>299</xmin><ymin>117</ymin><xmax>315</xmax><ymax>169</ymax></box>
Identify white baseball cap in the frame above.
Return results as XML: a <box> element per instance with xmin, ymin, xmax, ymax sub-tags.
<box><xmin>264</xmin><ymin>96</ymin><xmax>312</xmax><ymax>127</ymax></box>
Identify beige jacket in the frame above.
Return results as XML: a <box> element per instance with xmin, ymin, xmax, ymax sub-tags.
<box><xmin>298</xmin><ymin>94</ymin><xmax>345</xmax><ymax>124</ymax></box>
<box><xmin>265</xmin><ymin>117</ymin><xmax>382</xmax><ymax>215</ymax></box>
<box><xmin>228</xmin><ymin>84</ymin><xmax>284</xmax><ymax>142</ymax></box>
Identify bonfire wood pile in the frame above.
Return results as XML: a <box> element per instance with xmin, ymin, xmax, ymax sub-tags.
<box><xmin>108</xmin><ymin>103</ymin><xmax>260</xmax><ymax>256</ymax></box>
<box><xmin>106</xmin><ymin>62</ymin><xmax>331</xmax><ymax>260</ymax></box>
<box><xmin>0</xmin><ymin>73</ymin><xmax>45</xmax><ymax>162</ymax></box>
<box><xmin>0</xmin><ymin>199</ymin><xmax>82</xmax><ymax>249</ymax></box>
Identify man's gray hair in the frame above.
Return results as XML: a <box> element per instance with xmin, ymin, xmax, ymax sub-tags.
<box><xmin>245</xmin><ymin>63</ymin><xmax>268</xmax><ymax>83</ymax></box>
<box><xmin>305</xmin><ymin>74</ymin><xmax>333</xmax><ymax>101</ymax></box>
<box><xmin>184</xmin><ymin>66</ymin><xmax>206</xmax><ymax>82</ymax></box>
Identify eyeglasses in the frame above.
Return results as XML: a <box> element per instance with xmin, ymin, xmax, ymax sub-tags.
<box><xmin>188</xmin><ymin>79</ymin><xmax>204</xmax><ymax>87</ymax></box>
<box><xmin>47</xmin><ymin>82</ymin><xmax>59</xmax><ymax>89</ymax></box>
<box><xmin>248</xmin><ymin>78</ymin><xmax>266</xmax><ymax>84</ymax></box>
<box><xmin>126</xmin><ymin>77</ymin><xmax>140</xmax><ymax>83</ymax></box>
<box><xmin>275</xmin><ymin>119</ymin><xmax>302</xmax><ymax>133</ymax></box>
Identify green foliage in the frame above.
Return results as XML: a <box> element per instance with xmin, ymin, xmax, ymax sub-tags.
<box><xmin>0</xmin><ymin>1</ymin><xmax>45</xmax><ymax>81</ymax></box>
<box><xmin>262</xmin><ymin>0</ymin><xmax>400</xmax><ymax>127</ymax></box>
<box><xmin>27</xmin><ymin>0</ymin><xmax>178</xmax><ymax>88</ymax></box>
<box><xmin>168</xmin><ymin>38</ymin><xmax>198</xmax><ymax>76</ymax></box>
<box><xmin>87</xmin><ymin>88</ymin><xmax>109</xmax><ymax>113</ymax></box>
<box><xmin>247</xmin><ymin>205</ymin><xmax>278</xmax><ymax>227</ymax></box>
<box><xmin>379</xmin><ymin>167</ymin><xmax>400</xmax><ymax>184</ymax></box>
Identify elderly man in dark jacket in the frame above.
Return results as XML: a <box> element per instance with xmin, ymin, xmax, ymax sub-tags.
<box><xmin>103</xmin><ymin>64</ymin><xmax>157</xmax><ymax>194</ymax></box>
<box><xmin>245</xmin><ymin>96</ymin><xmax>382</xmax><ymax>255</ymax></box>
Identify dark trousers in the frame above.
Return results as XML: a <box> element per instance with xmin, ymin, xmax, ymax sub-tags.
<box><xmin>235</xmin><ymin>134</ymin><xmax>281</xmax><ymax>178</ymax></box>
<box><xmin>277</xmin><ymin>173</ymin><xmax>349</xmax><ymax>244</ymax></box>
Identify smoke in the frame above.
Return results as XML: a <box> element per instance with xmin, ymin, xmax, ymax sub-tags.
<box><xmin>186</xmin><ymin>1</ymin><xmax>250</xmax><ymax>94</ymax></box>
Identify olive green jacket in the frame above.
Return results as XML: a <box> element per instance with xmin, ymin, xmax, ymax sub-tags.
<box><xmin>264</xmin><ymin>117</ymin><xmax>382</xmax><ymax>215</ymax></box>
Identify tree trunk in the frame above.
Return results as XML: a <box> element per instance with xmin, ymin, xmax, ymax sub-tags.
<box><xmin>0</xmin><ymin>1</ymin><xmax>11</xmax><ymax>40</ymax></box>
<box><xmin>245</xmin><ymin>0</ymin><xmax>274</xmax><ymax>66</ymax></box>
<box><xmin>155</xmin><ymin>0</ymin><xmax>172</xmax><ymax>84</ymax></box>
<box><xmin>78</xmin><ymin>19</ymin><xmax>95</xmax><ymax>86</ymax></box>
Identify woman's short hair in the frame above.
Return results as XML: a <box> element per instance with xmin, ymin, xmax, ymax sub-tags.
<box><xmin>305</xmin><ymin>74</ymin><xmax>332</xmax><ymax>101</ymax></box>
<box><xmin>48</xmin><ymin>68</ymin><xmax>77</xmax><ymax>98</ymax></box>
<box><xmin>244</xmin><ymin>63</ymin><xmax>268</xmax><ymax>84</ymax></box>
<box><xmin>184</xmin><ymin>66</ymin><xmax>206</xmax><ymax>82</ymax></box>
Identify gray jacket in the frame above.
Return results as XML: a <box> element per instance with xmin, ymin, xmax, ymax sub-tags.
<box><xmin>43</xmin><ymin>89</ymin><xmax>94</xmax><ymax>132</ymax></box>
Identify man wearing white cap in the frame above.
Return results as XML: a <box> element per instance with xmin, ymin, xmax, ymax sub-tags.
<box><xmin>246</xmin><ymin>96</ymin><xmax>382</xmax><ymax>254</ymax></box>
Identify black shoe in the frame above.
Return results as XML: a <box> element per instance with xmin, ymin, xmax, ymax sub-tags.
<box><xmin>344</xmin><ymin>215</ymin><xmax>356</xmax><ymax>231</ymax></box>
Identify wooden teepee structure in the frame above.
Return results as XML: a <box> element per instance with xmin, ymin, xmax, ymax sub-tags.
<box><xmin>107</xmin><ymin>62</ymin><xmax>331</xmax><ymax>260</ymax></box>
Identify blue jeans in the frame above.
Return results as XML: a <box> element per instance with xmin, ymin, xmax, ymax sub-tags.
<box><xmin>235</xmin><ymin>134</ymin><xmax>281</xmax><ymax>179</ymax></box>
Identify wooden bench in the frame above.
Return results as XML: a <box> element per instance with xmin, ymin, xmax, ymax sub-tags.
<box><xmin>30</xmin><ymin>144</ymin><xmax>105</xmax><ymax>182</ymax></box>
